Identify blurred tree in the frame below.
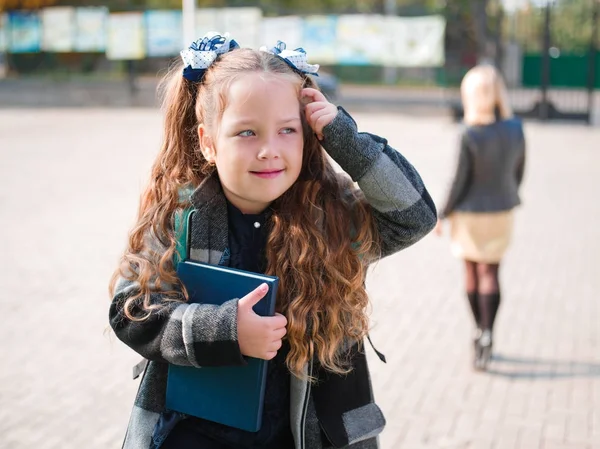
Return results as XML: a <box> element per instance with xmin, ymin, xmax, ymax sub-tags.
<box><xmin>132</xmin><ymin>0</ymin><xmax>447</xmax><ymax>16</ymax></box>
<box><xmin>469</xmin><ymin>0</ymin><xmax>509</xmax><ymax>64</ymax></box>
<box><xmin>0</xmin><ymin>0</ymin><xmax>449</xmax><ymax>15</ymax></box>
<box><xmin>505</xmin><ymin>4</ymin><xmax>544</xmax><ymax>52</ymax></box>
<box><xmin>503</xmin><ymin>0</ymin><xmax>595</xmax><ymax>54</ymax></box>
<box><xmin>551</xmin><ymin>0</ymin><xmax>594</xmax><ymax>54</ymax></box>
<box><xmin>0</xmin><ymin>0</ymin><xmax>58</xmax><ymax>11</ymax></box>
<box><xmin>443</xmin><ymin>0</ymin><xmax>478</xmax><ymax>84</ymax></box>
<box><xmin>471</xmin><ymin>0</ymin><xmax>491</xmax><ymax>62</ymax></box>
<box><xmin>445</xmin><ymin>0</ymin><xmax>478</xmax><ymax>57</ymax></box>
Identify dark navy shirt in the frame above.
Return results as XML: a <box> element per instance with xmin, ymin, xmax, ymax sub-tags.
<box><xmin>161</xmin><ymin>201</ymin><xmax>294</xmax><ymax>449</ymax></box>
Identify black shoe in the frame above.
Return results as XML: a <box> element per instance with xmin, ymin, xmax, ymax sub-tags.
<box><xmin>472</xmin><ymin>328</ymin><xmax>482</xmax><ymax>368</ymax></box>
<box><xmin>474</xmin><ymin>330</ymin><xmax>492</xmax><ymax>371</ymax></box>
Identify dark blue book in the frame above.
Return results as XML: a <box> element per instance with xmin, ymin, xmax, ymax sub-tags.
<box><xmin>166</xmin><ymin>260</ymin><xmax>279</xmax><ymax>432</ymax></box>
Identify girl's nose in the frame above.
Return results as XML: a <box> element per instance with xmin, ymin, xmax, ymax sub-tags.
<box><xmin>258</xmin><ymin>138</ymin><xmax>281</xmax><ymax>159</ymax></box>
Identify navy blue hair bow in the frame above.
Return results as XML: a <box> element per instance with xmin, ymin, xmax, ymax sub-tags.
<box><xmin>260</xmin><ymin>41</ymin><xmax>319</xmax><ymax>76</ymax></box>
<box><xmin>181</xmin><ymin>32</ymin><xmax>240</xmax><ymax>82</ymax></box>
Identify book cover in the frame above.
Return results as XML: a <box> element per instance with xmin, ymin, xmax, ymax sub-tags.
<box><xmin>166</xmin><ymin>260</ymin><xmax>279</xmax><ymax>432</ymax></box>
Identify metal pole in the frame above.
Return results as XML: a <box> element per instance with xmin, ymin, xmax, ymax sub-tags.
<box><xmin>586</xmin><ymin>0</ymin><xmax>598</xmax><ymax>125</ymax></box>
<box><xmin>383</xmin><ymin>0</ymin><xmax>397</xmax><ymax>85</ymax></box>
<box><xmin>472</xmin><ymin>0</ymin><xmax>491</xmax><ymax>64</ymax></box>
<box><xmin>495</xmin><ymin>5</ymin><xmax>504</xmax><ymax>70</ymax></box>
<box><xmin>0</xmin><ymin>52</ymin><xmax>6</xmax><ymax>79</ymax></box>
<box><xmin>540</xmin><ymin>2</ymin><xmax>551</xmax><ymax>120</ymax></box>
<box><xmin>127</xmin><ymin>60</ymin><xmax>138</xmax><ymax>96</ymax></box>
<box><xmin>0</xmin><ymin>14</ymin><xmax>7</xmax><ymax>79</ymax></box>
<box><xmin>183</xmin><ymin>0</ymin><xmax>196</xmax><ymax>47</ymax></box>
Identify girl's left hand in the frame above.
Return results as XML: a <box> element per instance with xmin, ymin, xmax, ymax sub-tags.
<box><xmin>434</xmin><ymin>219</ymin><xmax>443</xmax><ymax>236</ymax></box>
<box><xmin>301</xmin><ymin>87</ymin><xmax>338</xmax><ymax>141</ymax></box>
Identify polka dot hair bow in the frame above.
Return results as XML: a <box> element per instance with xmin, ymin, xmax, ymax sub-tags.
<box><xmin>181</xmin><ymin>32</ymin><xmax>240</xmax><ymax>82</ymax></box>
<box><xmin>260</xmin><ymin>41</ymin><xmax>320</xmax><ymax>76</ymax></box>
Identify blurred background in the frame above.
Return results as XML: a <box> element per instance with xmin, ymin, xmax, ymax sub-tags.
<box><xmin>0</xmin><ymin>0</ymin><xmax>598</xmax><ymax>122</ymax></box>
<box><xmin>1</xmin><ymin>1</ymin><xmax>599</xmax><ymax>449</ymax></box>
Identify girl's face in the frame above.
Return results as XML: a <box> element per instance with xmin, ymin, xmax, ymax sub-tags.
<box><xmin>199</xmin><ymin>72</ymin><xmax>304</xmax><ymax>214</ymax></box>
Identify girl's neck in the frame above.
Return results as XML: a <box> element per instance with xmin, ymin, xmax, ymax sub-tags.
<box><xmin>221</xmin><ymin>185</ymin><xmax>272</xmax><ymax>215</ymax></box>
<box><xmin>469</xmin><ymin>112</ymin><xmax>496</xmax><ymax>126</ymax></box>
<box><xmin>225</xmin><ymin>196</ymin><xmax>270</xmax><ymax>216</ymax></box>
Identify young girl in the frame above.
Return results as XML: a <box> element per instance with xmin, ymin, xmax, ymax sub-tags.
<box><xmin>109</xmin><ymin>32</ymin><xmax>437</xmax><ymax>449</ymax></box>
<box><xmin>435</xmin><ymin>64</ymin><xmax>526</xmax><ymax>371</ymax></box>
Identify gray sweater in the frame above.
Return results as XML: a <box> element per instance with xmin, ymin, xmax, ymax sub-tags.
<box><xmin>441</xmin><ymin>118</ymin><xmax>526</xmax><ymax>219</ymax></box>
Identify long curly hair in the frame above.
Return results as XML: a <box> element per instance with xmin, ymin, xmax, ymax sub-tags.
<box><xmin>109</xmin><ymin>48</ymin><xmax>379</xmax><ymax>378</ymax></box>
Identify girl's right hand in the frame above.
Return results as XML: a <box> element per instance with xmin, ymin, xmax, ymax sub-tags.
<box><xmin>237</xmin><ymin>283</ymin><xmax>287</xmax><ymax>360</ymax></box>
<box><xmin>301</xmin><ymin>87</ymin><xmax>338</xmax><ymax>141</ymax></box>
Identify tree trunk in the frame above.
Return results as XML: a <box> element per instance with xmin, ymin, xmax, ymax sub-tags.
<box><xmin>471</xmin><ymin>0</ymin><xmax>495</xmax><ymax>64</ymax></box>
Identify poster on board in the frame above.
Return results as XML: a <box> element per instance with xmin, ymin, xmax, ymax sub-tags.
<box><xmin>336</xmin><ymin>15</ymin><xmax>387</xmax><ymax>65</ymax></box>
<box><xmin>260</xmin><ymin>16</ymin><xmax>303</xmax><ymax>50</ymax></box>
<box><xmin>42</xmin><ymin>7</ymin><xmax>75</xmax><ymax>52</ymax></box>
<box><xmin>386</xmin><ymin>15</ymin><xmax>445</xmax><ymax>67</ymax></box>
<box><xmin>221</xmin><ymin>7</ymin><xmax>261</xmax><ymax>49</ymax></box>
<box><xmin>146</xmin><ymin>10</ymin><xmax>182</xmax><ymax>57</ymax></box>
<box><xmin>74</xmin><ymin>7</ymin><xmax>107</xmax><ymax>52</ymax></box>
<box><xmin>302</xmin><ymin>15</ymin><xmax>337</xmax><ymax>64</ymax></box>
<box><xmin>195</xmin><ymin>8</ymin><xmax>222</xmax><ymax>42</ymax></box>
<box><xmin>106</xmin><ymin>12</ymin><xmax>145</xmax><ymax>60</ymax></box>
<box><xmin>8</xmin><ymin>12</ymin><xmax>42</xmax><ymax>53</ymax></box>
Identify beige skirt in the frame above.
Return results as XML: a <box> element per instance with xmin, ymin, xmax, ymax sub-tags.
<box><xmin>449</xmin><ymin>210</ymin><xmax>514</xmax><ymax>263</ymax></box>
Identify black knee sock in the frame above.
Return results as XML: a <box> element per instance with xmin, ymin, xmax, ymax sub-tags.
<box><xmin>478</xmin><ymin>292</ymin><xmax>501</xmax><ymax>331</ymax></box>
<box><xmin>466</xmin><ymin>291</ymin><xmax>480</xmax><ymax>329</ymax></box>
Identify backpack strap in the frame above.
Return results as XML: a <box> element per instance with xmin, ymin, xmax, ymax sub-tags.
<box><xmin>174</xmin><ymin>207</ymin><xmax>195</xmax><ymax>266</ymax></box>
<box><xmin>173</xmin><ymin>187</ymin><xmax>196</xmax><ymax>266</ymax></box>
<box><xmin>366</xmin><ymin>335</ymin><xmax>386</xmax><ymax>363</ymax></box>
<box><xmin>131</xmin><ymin>190</ymin><xmax>194</xmax><ymax>381</ymax></box>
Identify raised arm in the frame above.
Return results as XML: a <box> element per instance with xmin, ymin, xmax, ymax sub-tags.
<box><xmin>320</xmin><ymin>107</ymin><xmax>437</xmax><ymax>258</ymax></box>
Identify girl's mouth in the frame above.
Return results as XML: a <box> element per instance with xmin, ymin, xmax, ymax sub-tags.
<box><xmin>250</xmin><ymin>169</ymin><xmax>284</xmax><ymax>179</ymax></box>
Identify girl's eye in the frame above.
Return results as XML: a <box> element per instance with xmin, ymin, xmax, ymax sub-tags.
<box><xmin>281</xmin><ymin>128</ymin><xmax>296</xmax><ymax>134</ymax></box>
<box><xmin>238</xmin><ymin>130</ymin><xmax>255</xmax><ymax>137</ymax></box>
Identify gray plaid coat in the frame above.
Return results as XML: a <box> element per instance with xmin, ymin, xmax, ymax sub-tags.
<box><xmin>109</xmin><ymin>108</ymin><xmax>437</xmax><ymax>449</ymax></box>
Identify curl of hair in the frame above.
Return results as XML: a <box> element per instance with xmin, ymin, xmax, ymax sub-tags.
<box><xmin>109</xmin><ymin>64</ymin><xmax>213</xmax><ymax>320</ymax></box>
<box><xmin>109</xmin><ymin>48</ymin><xmax>379</xmax><ymax>379</ymax></box>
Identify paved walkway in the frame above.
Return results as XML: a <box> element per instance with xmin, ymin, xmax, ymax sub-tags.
<box><xmin>0</xmin><ymin>109</ymin><xmax>598</xmax><ymax>448</ymax></box>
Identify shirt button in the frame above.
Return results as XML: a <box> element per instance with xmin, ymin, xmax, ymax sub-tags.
<box><xmin>254</xmin><ymin>222</ymin><xmax>260</xmax><ymax>229</ymax></box>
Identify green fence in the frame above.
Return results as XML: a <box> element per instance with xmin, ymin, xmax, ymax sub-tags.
<box><xmin>522</xmin><ymin>52</ymin><xmax>600</xmax><ymax>88</ymax></box>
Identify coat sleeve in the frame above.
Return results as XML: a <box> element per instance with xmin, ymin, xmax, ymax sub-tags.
<box><xmin>440</xmin><ymin>131</ymin><xmax>473</xmax><ymax>219</ymax></box>
<box><xmin>321</xmin><ymin>107</ymin><xmax>437</xmax><ymax>258</ymax></box>
<box><xmin>109</xmin><ymin>235</ymin><xmax>246</xmax><ymax>368</ymax></box>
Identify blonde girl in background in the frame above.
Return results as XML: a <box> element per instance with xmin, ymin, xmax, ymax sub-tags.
<box><xmin>109</xmin><ymin>33</ymin><xmax>437</xmax><ymax>449</ymax></box>
<box><xmin>436</xmin><ymin>64</ymin><xmax>526</xmax><ymax>371</ymax></box>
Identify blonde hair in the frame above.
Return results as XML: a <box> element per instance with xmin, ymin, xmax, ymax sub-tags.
<box><xmin>461</xmin><ymin>65</ymin><xmax>513</xmax><ymax>126</ymax></box>
<box><xmin>109</xmin><ymin>48</ymin><xmax>378</xmax><ymax>379</ymax></box>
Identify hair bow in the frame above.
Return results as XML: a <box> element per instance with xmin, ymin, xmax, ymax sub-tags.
<box><xmin>181</xmin><ymin>32</ymin><xmax>240</xmax><ymax>82</ymax></box>
<box><xmin>260</xmin><ymin>41</ymin><xmax>320</xmax><ymax>76</ymax></box>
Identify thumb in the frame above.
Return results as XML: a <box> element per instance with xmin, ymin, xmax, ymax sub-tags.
<box><xmin>238</xmin><ymin>283</ymin><xmax>268</xmax><ymax>311</ymax></box>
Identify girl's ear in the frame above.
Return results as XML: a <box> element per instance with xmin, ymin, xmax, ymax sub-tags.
<box><xmin>198</xmin><ymin>124</ymin><xmax>216</xmax><ymax>163</ymax></box>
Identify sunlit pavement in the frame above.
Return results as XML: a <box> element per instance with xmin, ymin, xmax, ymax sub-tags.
<box><xmin>1</xmin><ymin>109</ymin><xmax>598</xmax><ymax>448</ymax></box>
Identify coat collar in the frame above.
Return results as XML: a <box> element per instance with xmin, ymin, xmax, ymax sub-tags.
<box><xmin>186</xmin><ymin>172</ymin><xmax>229</xmax><ymax>265</ymax></box>
<box><xmin>190</xmin><ymin>171</ymin><xmax>223</xmax><ymax>212</ymax></box>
